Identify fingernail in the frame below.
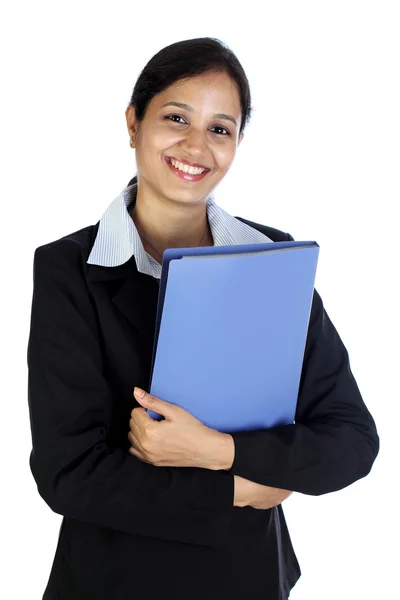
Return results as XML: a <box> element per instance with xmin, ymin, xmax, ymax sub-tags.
<box><xmin>134</xmin><ymin>387</ymin><xmax>145</xmax><ymax>398</ymax></box>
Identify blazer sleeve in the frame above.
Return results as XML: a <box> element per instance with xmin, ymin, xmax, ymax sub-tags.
<box><xmin>228</xmin><ymin>233</ymin><xmax>380</xmax><ymax>495</ymax></box>
<box><xmin>27</xmin><ymin>243</ymin><xmax>234</xmax><ymax>548</ymax></box>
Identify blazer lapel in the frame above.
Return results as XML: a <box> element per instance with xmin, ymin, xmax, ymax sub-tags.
<box><xmin>86</xmin><ymin>223</ymin><xmax>160</xmax><ymax>342</ymax></box>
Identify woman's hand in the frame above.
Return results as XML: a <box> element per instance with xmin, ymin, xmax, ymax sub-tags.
<box><xmin>128</xmin><ymin>387</ymin><xmax>232</xmax><ymax>469</ymax></box>
<box><xmin>234</xmin><ymin>475</ymin><xmax>293</xmax><ymax>510</ymax></box>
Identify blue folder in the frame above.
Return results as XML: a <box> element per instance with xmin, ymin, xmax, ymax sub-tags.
<box><xmin>146</xmin><ymin>240</ymin><xmax>320</xmax><ymax>433</ymax></box>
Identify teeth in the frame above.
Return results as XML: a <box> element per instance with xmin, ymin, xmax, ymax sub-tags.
<box><xmin>170</xmin><ymin>158</ymin><xmax>206</xmax><ymax>175</ymax></box>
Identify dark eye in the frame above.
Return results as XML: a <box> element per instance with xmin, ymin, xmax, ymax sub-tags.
<box><xmin>165</xmin><ymin>114</ymin><xmax>186</xmax><ymax>125</ymax></box>
<box><xmin>211</xmin><ymin>125</ymin><xmax>230</xmax><ymax>136</ymax></box>
<box><xmin>165</xmin><ymin>115</ymin><xmax>230</xmax><ymax>136</ymax></box>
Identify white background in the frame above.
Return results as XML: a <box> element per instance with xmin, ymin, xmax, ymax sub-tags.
<box><xmin>1</xmin><ymin>1</ymin><xmax>398</xmax><ymax>598</ymax></box>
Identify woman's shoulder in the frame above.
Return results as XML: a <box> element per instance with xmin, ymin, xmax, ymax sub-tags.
<box><xmin>33</xmin><ymin>223</ymin><xmax>98</xmax><ymax>261</ymax></box>
<box><xmin>32</xmin><ymin>223</ymin><xmax>99</xmax><ymax>284</ymax></box>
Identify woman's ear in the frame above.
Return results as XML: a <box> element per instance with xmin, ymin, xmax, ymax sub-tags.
<box><xmin>125</xmin><ymin>105</ymin><xmax>140</xmax><ymax>143</ymax></box>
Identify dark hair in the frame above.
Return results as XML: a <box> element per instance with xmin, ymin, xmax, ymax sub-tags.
<box><xmin>126</xmin><ymin>37</ymin><xmax>252</xmax><ymax>187</ymax></box>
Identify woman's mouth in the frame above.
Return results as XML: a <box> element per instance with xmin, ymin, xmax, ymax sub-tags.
<box><xmin>165</xmin><ymin>156</ymin><xmax>210</xmax><ymax>182</ymax></box>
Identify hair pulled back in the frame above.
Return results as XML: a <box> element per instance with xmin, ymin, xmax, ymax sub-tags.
<box><xmin>126</xmin><ymin>37</ymin><xmax>252</xmax><ymax>187</ymax></box>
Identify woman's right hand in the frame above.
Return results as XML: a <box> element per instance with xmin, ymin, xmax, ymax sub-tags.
<box><xmin>234</xmin><ymin>474</ymin><xmax>293</xmax><ymax>510</ymax></box>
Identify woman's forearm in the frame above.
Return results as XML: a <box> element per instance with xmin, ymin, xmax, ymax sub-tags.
<box><xmin>197</xmin><ymin>430</ymin><xmax>235</xmax><ymax>470</ymax></box>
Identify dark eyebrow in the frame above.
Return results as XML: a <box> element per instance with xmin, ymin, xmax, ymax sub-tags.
<box><xmin>161</xmin><ymin>101</ymin><xmax>237</xmax><ymax>127</ymax></box>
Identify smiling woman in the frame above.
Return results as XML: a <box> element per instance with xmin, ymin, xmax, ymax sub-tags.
<box><xmin>126</xmin><ymin>65</ymin><xmax>247</xmax><ymax>256</ymax></box>
<box><xmin>27</xmin><ymin>35</ymin><xmax>379</xmax><ymax>600</ymax></box>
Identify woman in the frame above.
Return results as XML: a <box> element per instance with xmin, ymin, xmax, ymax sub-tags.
<box><xmin>27</xmin><ymin>37</ymin><xmax>380</xmax><ymax>600</ymax></box>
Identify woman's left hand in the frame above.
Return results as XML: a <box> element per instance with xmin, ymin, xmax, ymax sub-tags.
<box><xmin>128</xmin><ymin>387</ymin><xmax>229</xmax><ymax>469</ymax></box>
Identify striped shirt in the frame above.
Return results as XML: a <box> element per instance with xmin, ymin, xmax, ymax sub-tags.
<box><xmin>87</xmin><ymin>182</ymin><xmax>273</xmax><ymax>278</ymax></box>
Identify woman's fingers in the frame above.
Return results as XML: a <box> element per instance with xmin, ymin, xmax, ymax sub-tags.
<box><xmin>249</xmin><ymin>488</ymin><xmax>293</xmax><ymax>510</ymax></box>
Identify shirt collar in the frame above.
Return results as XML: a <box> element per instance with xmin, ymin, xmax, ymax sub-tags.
<box><xmin>87</xmin><ymin>182</ymin><xmax>273</xmax><ymax>277</ymax></box>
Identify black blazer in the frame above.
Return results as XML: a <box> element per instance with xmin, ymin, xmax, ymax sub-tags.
<box><xmin>27</xmin><ymin>215</ymin><xmax>379</xmax><ymax>600</ymax></box>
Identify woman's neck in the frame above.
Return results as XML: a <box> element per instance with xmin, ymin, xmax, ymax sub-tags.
<box><xmin>129</xmin><ymin>185</ymin><xmax>214</xmax><ymax>254</ymax></box>
<box><xmin>140</xmin><ymin>229</ymin><xmax>214</xmax><ymax>264</ymax></box>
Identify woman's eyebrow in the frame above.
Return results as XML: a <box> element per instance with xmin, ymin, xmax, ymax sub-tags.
<box><xmin>161</xmin><ymin>101</ymin><xmax>237</xmax><ymax>126</ymax></box>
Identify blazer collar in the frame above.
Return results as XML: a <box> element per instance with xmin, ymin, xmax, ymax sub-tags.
<box><xmin>86</xmin><ymin>221</ymin><xmax>159</xmax><ymax>340</ymax></box>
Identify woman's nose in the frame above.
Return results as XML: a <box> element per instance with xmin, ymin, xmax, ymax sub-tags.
<box><xmin>181</xmin><ymin>128</ymin><xmax>208</xmax><ymax>155</ymax></box>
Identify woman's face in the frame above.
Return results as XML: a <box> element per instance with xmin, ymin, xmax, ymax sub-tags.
<box><xmin>125</xmin><ymin>71</ymin><xmax>244</xmax><ymax>205</ymax></box>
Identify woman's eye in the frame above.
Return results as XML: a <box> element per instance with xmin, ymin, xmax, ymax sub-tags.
<box><xmin>165</xmin><ymin>115</ymin><xmax>230</xmax><ymax>136</ymax></box>
<box><xmin>166</xmin><ymin>114</ymin><xmax>186</xmax><ymax>125</ymax></box>
<box><xmin>212</xmin><ymin>125</ymin><xmax>230</xmax><ymax>136</ymax></box>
